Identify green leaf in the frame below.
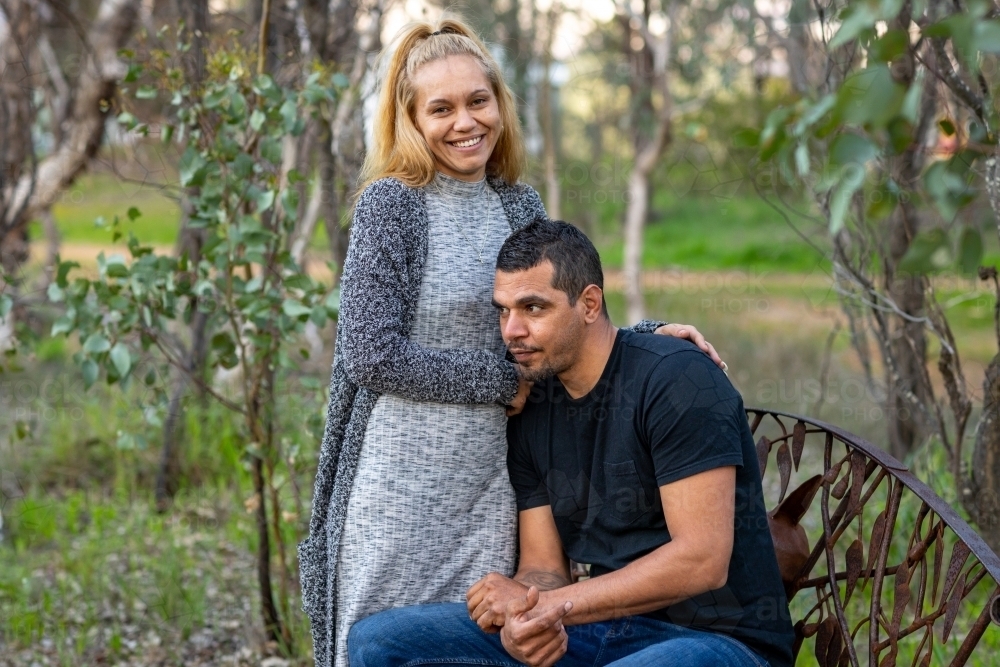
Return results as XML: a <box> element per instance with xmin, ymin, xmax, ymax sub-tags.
<box><xmin>837</xmin><ymin>65</ymin><xmax>906</xmax><ymax>129</ymax></box>
<box><xmin>830</xmin><ymin>5</ymin><xmax>877</xmax><ymax>49</ymax></box>
<box><xmin>56</xmin><ymin>259</ymin><xmax>80</xmax><ymax>288</ymax></box>
<box><xmin>250</xmin><ymin>108</ymin><xmax>266</xmax><ymax>132</ymax></box>
<box><xmin>281</xmin><ymin>188</ymin><xmax>300</xmax><ymax>216</ymax></box>
<box><xmin>282</xmin><ymin>299</ymin><xmax>313</xmax><ymax>318</ymax></box>
<box><xmin>795</xmin><ymin>143</ymin><xmax>810</xmax><ymax>176</ymax></box>
<box><xmin>160</xmin><ymin>124</ymin><xmax>175</xmax><ymax>144</ymax></box>
<box><xmin>731</xmin><ymin>128</ymin><xmax>760</xmax><ymax>148</ymax></box>
<box><xmin>256</xmin><ymin>189</ymin><xmax>276</xmax><ymax>213</ymax></box>
<box><xmin>81</xmin><ymin>358</ymin><xmax>99</xmax><ymax>388</ymax></box>
<box><xmin>975</xmin><ymin>19</ymin><xmax>1000</xmax><ymax>54</ymax></box>
<box><xmin>830</xmin><ymin>133</ymin><xmax>878</xmax><ymax>167</ymax></box>
<box><xmin>83</xmin><ymin>333</ymin><xmax>111</xmax><ymax>354</ymax></box>
<box><xmin>793</xmin><ymin>95</ymin><xmax>836</xmax><ymax>136</ymax></box>
<box><xmin>958</xmin><ymin>226</ymin><xmax>984</xmax><ymax>274</ymax></box>
<box><xmin>868</xmin><ymin>29</ymin><xmax>909</xmax><ymax>63</ymax></box>
<box><xmin>123</xmin><ymin>63</ymin><xmax>143</xmax><ymax>82</ymax></box>
<box><xmin>179</xmin><ymin>146</ymin><xmax>208</xmax><ymax>187</ymax></box>
<box><xmin>0</xmin><ymin>294</ymin><xmax>11</xmax><ymax>319</ymax></box>
<box><xmin>829</xmin><ymin>165</ymin><xmax>866</xmax><ymax>234</ymax></box>
<box><xmin>136</xmin><ymin>85</ymin><xmax>158</xmax><ymax>99</ymax></box>
<box><xmin>110</xmin><ymin>342</ymin><xmax>131</xmax><ymax>377</ymax></box>
<box><xmin>51</xmin><ymin>314</ymin><xmax>74</xmax><ymax>337</ymax></box>
<box><xmin>898</xmin><ymin>228</ymin><xmax>950</xmax><ymax>274</ymax></box>
<box><xmin>127</xmin><ymin>206</ymin><xmax>142</xmax><ymax>221</ymax></box>
<box><xmin>280</xmin><ymin>99</ymin><xmax>298</xmax><ymax>133</ymax></box>
<box><xmin>47</xmin><ymin>282</ymin><xmax>64</xmax><ymax>302</ymax></box>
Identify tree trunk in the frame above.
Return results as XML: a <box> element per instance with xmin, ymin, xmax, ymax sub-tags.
<box><xmin>881</xmin><ymin>10</ymin><xmax>932</xmax><ymax>460</ymax></box>
<box><xmin>967</xmin><ymin>357</ymin><xmax>1000</xmax><ymax>552</ymax></box>
<box><xmin>538</xmin><ymin>4</ymin><xmax>561</xmax><ymax>220</ymax></box>
<box><xmin>621</xmin><ymin>0</ymin><xmax>673</xmax><ymax>324</ymax></box>
<box><xmin>154</xmin><ymin>0</ymin><xmax>210</xmax><ymax>511</ymax></box>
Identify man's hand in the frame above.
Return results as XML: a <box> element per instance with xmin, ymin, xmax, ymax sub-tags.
<box><xmin>499</xmin><ymin>587</ymin><xmax>571</xmax><ymax>667</ymax></box>
<box><xmin>506</xmin><ymin>376</ymin><xmax>534</xmax><ymax>416</ymax></box>
<box><xmin>654</xmin><ymin>323</ymin><xmax>727</xmax><ymax>371</ymax></box>
<box><xmin>467</xmin><ymin>572</ymin><xmax>528</xmax><ymax>633</ymax></box>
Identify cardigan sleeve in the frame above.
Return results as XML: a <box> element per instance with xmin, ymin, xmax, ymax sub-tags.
<box><xmin>338</xmin><ymin>180</ymin><xmax>520</xmax><ymax>405</ymax></box>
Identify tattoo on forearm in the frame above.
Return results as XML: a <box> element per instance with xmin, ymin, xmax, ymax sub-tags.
<box><xmin>516</xmin><ymin>570</ymin><xmax>571</xmax><ymax>591</ymax></box>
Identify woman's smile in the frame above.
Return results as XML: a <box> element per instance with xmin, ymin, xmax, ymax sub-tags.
<box><xmin>449</xmin><ymin>135</ymin><xmax>485</xmax><ymax>149</ymax></box>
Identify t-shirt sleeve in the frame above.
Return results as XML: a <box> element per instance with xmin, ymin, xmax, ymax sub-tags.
<box><xmin>642</xmin><ymin>349</ymin><xmax>745</xmax><ymax>486</ymax></box>
<box><xmin>506</xmin><ymin>415</ymin><xmax>550</xmax><ymax>511</ymax></box>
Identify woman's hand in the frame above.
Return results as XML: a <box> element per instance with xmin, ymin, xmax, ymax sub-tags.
<box><xmin>506</xmin><ymin>376</ymin><xmax>534</xmax><ymax>417</ymax></box>
<box><xmin>654</xmin><ymin>323</ymin><xmax>727</xmax><ymax>371</ymax></box>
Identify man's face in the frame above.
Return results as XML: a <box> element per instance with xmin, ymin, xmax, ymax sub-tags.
<box><xmin>493</xmin><ymin>261</ymin><xmax>587</xmax><ymax>382</ymax></box>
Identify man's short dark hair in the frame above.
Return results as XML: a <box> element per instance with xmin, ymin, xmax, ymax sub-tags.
<box><xmin>496</xmin><ymin>219</ymin><xmax>608</xmax><ymax>315</ymax></box>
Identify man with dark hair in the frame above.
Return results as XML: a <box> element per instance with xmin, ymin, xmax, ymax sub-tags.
<box><xmin>348</xmin><ymin>220</ymin><xmax>795</xmax><ymax>667</ymax></box>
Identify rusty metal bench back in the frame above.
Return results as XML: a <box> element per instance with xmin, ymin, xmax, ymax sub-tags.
<box><xmin>749</xmin><ymin>408</ymin><xmax>1000</xmax><ymax>666</ymax></box>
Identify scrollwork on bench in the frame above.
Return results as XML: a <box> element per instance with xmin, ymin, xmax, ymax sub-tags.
<box><xmin>749</xmin><ymin>408</ymin><xmax>1000</xmax><ymax>667</ymax></box>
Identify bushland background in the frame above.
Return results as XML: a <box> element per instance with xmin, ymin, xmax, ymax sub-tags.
<box><xmin>2</xmin><ymin>0</ymin><xmax>1000</xmax><ymax>664</ymax></box>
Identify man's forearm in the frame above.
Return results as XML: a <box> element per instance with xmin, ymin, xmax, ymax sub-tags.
<box><xmin>514</xmin><ymin>569</ymin><xmax>571</xmax><ymax>591</ymax></box>
<box><xmin>537</xmin><ymin>540</ymin><xmax>727</xmax><ymax>626</ymax></box>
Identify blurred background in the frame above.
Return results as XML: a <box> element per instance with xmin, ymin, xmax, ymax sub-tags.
<box><xmin>2</xmin><ymin>0</ymin><xmax>1000</xmax><ymax>664</ymax></box>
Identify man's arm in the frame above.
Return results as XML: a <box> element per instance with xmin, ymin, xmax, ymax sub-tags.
<box><xmin>539</xmin><ymin>465</ymin><xmax>736</xmax><ymax>625</ymax></box>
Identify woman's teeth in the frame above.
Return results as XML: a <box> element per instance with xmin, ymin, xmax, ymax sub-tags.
<box><xmin>452</xmin><ymin>136</ymin><xmax>483</xmax><ymax>148</ymax></box>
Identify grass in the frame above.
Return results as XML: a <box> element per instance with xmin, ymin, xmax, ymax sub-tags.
<box><xmin>0</xmin><ymin>364</ymin><xmax>326</xmax><ymax>666</ymax></box>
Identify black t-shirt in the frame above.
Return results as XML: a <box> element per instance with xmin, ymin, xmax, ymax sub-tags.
<box><xmin>507</xmin><ymin>330</ymin><xmax>795</xmax><ymax>667</ymax></box>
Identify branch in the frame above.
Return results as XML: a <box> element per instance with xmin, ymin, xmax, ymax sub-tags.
<box><xmin>145</xmin><ymin>326</ymin><xmax>246</xmax><ymax>414</ymax></box>
<box><xmin>928</xmin><ymin>38</ymin><xmax>987</xmax><ymax>127</ymax></box>
<box><xmin>3</xmin><ymin>0</ymin><xmax>141</xmax><ymax>227</ymax></box>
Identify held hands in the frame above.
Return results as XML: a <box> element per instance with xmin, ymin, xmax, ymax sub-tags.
<box><xmin>499</xmin><ymin>587</ymin><xmax>571</xmax><ymax>667</ymax></box>
<box><xmin>654</xmin><ymin>323</ymin><xmax>727</xmax><ymax>372</ymax></box>
<box><xmin>466</xmin><ymin>572</ymin><xmax>529</xmax><ymax>633</ymax></box>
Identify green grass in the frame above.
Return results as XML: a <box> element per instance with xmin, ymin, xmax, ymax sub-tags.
<box><xmin>596</xmin><ymin>190</ymin><xmax>832</xmax><ymax>272</ymax></box>
<box><xmin>0</xmin><ymin>362</ymin><xmax>326</xmax><ymax>665</ymax></box>
<box><xmin>31</xmin><ymin>173</ymin><xmax>183</xmax><ymax>246</ymax></box>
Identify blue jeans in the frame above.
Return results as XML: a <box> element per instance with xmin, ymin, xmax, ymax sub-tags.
<box><xmin>348</xmin><ymin>602</ymin><xmax>769</xmax><ymax>667</ymax></box>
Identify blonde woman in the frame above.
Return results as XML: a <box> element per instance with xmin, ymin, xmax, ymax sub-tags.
<box><xmin>297</xmin><ymin>17</ymin><xmax>723</xmax><ymax>667</ymax></box>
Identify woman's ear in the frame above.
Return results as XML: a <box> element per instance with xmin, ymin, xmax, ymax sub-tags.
<box><xmin>579</xmin><ymin>284</ymin><xmax>606</xmax><ymax>324</ymax></box>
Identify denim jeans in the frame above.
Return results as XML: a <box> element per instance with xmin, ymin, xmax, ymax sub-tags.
<box><xmin>348</xmin><ymin>602</ymin><xmax>770</xmax><ymax>667</ymax></box>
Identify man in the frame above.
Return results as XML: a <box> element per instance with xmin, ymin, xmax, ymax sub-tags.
<box><xmin>348</xmin><ymin>221</ymin><xmax>795</xmax><ymax>667</ymax></box>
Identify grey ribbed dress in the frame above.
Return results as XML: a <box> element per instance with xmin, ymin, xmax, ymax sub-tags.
<box><xmin>333</xmin><ymin>172</ymin><xmax>518</xmax><ymax>667</ymax></box>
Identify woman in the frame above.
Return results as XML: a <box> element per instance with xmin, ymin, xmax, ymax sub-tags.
<box><xmin>297</xmin><ymin>17</ymin><xmax>723</xmax><ymax>667</ymax></box>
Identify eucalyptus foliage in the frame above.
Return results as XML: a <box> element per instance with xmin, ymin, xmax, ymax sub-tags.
<box><xmin>46</xmin><ymin>43</ymin><xmax>345</xmax><ymax>648</ymax></box>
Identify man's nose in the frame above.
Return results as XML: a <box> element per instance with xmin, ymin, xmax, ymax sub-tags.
<box><xmin>502</xmin><ymin>312</ymin><xmax>528</xmax><ymax>341</ymax></box>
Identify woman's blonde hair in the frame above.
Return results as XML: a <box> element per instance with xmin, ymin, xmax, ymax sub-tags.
<box><xmin>356</xmin><ymin>17</ymin><xmax>526</xmax><ymax>195</ymax></box>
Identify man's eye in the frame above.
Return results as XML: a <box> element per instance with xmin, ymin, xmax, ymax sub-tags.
<box><xmin>527</xmin><ymin>305</ymin><xmax>541</xmax><ymax>313</ymax></box>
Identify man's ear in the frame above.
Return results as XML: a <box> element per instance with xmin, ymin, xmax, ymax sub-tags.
<box><xmin>579</xmin><ymin>284</ymin><xmax>605</xmax><ymax>323</ymax></box>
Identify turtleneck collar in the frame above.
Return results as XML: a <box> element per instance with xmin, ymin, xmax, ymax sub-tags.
<box><xmin>430</xmin><ymin>171</ymin><xmax>489</xmax><ymax>199</ymax></box>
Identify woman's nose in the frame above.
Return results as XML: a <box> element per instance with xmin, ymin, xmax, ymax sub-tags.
<box><xmin>453</xmin><ymin>106</ymin><xmax>478</xmax><ymax>131</ymax></box>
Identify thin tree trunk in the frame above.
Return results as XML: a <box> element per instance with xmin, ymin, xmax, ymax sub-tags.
<box><xmin>538</xmin><ymin>4</ymin><xmax>561</xmax><ymax>220</ymax></box>
<box><xmin>882</xmin><ymin>9</ymin><xmax>932</xmax><ymax>459</ymax></box>
<box><xmin>154</xmin><ymin>0</ymin><xmax>211</xmax><ymax>511</ymax></box>
<box><xmin>622</xmin><ymin>0</ymin><xmax>673</xmax><ymax>324</ymax></box>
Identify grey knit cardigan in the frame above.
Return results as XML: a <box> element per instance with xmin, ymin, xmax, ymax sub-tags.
<box><xmin>298</xmin><ymin>174</ymin><xmax>665</xmax><ymax>667</ymax></box>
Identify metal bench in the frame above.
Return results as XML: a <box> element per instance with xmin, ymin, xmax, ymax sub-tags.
<box><xmin>749</xmin><ymin>408</ymin><xmax>1000</xmax><ymax>666</ymax></box>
